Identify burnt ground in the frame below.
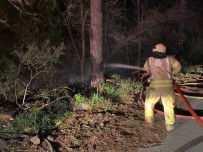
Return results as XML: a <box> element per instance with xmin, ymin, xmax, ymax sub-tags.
<box><xmin>0</xmin><ymin>94</ymin><xmax>167</xmax><ymax>152</ymax></box>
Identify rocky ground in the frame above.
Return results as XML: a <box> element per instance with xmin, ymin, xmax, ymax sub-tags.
<box><xmin>0</xmin><ymin>94</ymin><xmax>167</xmax><ymax>152</ymax></box>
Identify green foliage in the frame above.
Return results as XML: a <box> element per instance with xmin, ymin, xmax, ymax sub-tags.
<box><xmin>98</xmin><ymin>83</ymin><xmax>117</xmax><ymax>98</ymax></box>
<box><xmin>54</xmin><ymin>111</ymin><xmax>74</xmax><ymax>126</ymax></box>
<box><xmin>183</xmin><ymin>65</ymin><xmax>203</xmax><ymax>74</ymax></box>
<box><xmin>0</xmin><ymin>41</ymin><xmax>65</xmax><ymax>104</ymax></box>
<box><xmin>89</xmin><ymin>93</ymin><xmax>112</xmax><ymax>111</ymax></box>
<box><xmin>99</xmin><ymin>75</ymin><xmax>143</xmax><ymax>98</ymax></box>
<box><xmin>174</xmin><ymin>65</ymin><xmax>203</xmax><ymax>83</ymax></box>
<box><xmin>111</xmin><ymin>74</ymin><xmax>121</xmax><ymax>81</ymax></box>
<box><xmin>117</xmin><ymin>79</ymin><xmax>143</xmax><ymax>97</ymax></box>
<box><xmin>89</xmin><ymin>93</ymin><xmax>105</xmax><ymax>104</ymax></box>
<box><xmin>92</xmin><ymin>74</ymin><xmax>143</xmax><ymax>110</ymax></box>
<box><xmin>3</xmin><ymin>110</ymin><xmax>74</xmax><ymax>134</ymax></box>
<box><xmin>4</xmin><ymin>111</ymin><xmax>55</xmax><ymax>134</ymax></box>
<box><xmin>73</xmin><ymin>93</ymin><xmax>87</xmax><ymax>104</ymax></box>
<box><xmin>1</xmin><ymin>74</ymin><xmax>143</xmax><ymax>134</ymax></box>
<box><xmin>73</xmin><ymin>92</ymin><xmax>113</xmax><ymax>111</ymax></box>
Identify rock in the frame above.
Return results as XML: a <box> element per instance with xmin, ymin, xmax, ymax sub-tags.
<box><xmin>30</xmin><ymin>136</ymin><xmax>40</xmax><ymax>145</ymax></box>
<box><xmin>47</xmin><ymin>135</ymin><xmax>55</xmax><ymax>142</ymax></box>
<box><xmin>73</xmin><ymin>103</ymin><xmax>90</xmax><ymax>111</ymax></box>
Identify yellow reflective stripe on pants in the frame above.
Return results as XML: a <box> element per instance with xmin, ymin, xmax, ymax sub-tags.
<box><xmin>145</xmin><ymin>110</ymin><xmax>153</xmax><ymax>117</ymax></box>
<box><xmin>164</xmin><ymin>95</ymin><xmax>175</xmax><ymax>125</ymax></box>
<box><xmin>145</xmin><ymin>93</ymin><xmax>155</xmax><ymax>117</ymax></box>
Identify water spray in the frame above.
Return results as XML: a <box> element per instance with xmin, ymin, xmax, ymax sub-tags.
<box><xmin>104</xmin><ymin>63</ymin><xmax>145</xmax><ymax>71</ymax></box>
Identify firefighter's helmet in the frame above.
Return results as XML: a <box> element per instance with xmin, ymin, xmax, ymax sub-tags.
<box><xmin>153</xmin><ymin>43</ymin><xmax>166</xmax><ymax>53</ymax></box>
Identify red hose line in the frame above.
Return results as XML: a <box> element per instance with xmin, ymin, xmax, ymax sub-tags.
<box><xmin>173</xmin><ymin>82</ymin><xmax>203</xmax><ymax>128</ymax></box>
<box><xmin>141</xmin><ymin>97</ymin><xmax>203</xmax><ymax>120</ymax></box>
<box><xmin>140</xmin><ymin>83</ymin><xmax>203</xmax><ymax>127</ymax></box>
<box><xmin>153</xmin><ymin>108</ymin><xmax>203</xmax><ymax>120</ymax></box>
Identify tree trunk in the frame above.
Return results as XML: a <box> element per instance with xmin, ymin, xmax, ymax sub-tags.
<box><xmin>90</xmin><ymin>0</ymin><xmax>103</xmax><ymax>87</ymax></box>
<box><xmin>80</xmin><ymin>0</ymin><xmax>85</xmax><ymax>83</ymax></box>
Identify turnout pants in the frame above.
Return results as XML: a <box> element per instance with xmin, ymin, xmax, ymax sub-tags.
<box><xmin>144</xmin><ymin>87</ymin><xmax>175</xmax><ymax>125</ymax></box>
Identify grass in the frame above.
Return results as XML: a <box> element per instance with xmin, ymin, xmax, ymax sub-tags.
<box><xmin>98</xmin><ymin>76</ymin><xmax>143</xmax><ymax>98</ymax></box>
<box><xmin>4</xmin><ymin>111</ymin><xmax>54</xmax><ymax>134</ymax></box>
<box><xmin>98</xmin><ymin>83</ymin><xmax>118</xmax><ymax>98</ymax></box>
<box><xmin>3</xmin><ymin>110</ymin><xmax>74</xmax><ymax>135</ymax></box>
<box><xmin>54</xmin><ymin>111</ymin><xmax>74</xmax><ymax>126</ymax></box>
<box><xmin>1</xmin><ymin>74</ymin><xmax>144</xmax><ymax>135</ymax></box>
<box><xmin>117</xmin><ymin>79</ymin><xmax>143</xmax><ymax>96</ymax></box>
<box><xmin>71</xmin><ymin>75</ymin><xmax>143</xmax><ymax>112</ymax></box>
<box><xmin>89</xmin><ymin>93</ymin><xmax>113</xmax><ymax>111</ymax></box>
<box><xmin>73</xmin><ymin>93</ymin><xmax>88</xmax><ymax>104</ymax></box>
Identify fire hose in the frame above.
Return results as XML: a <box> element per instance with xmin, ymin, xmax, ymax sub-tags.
<box><xmin>140</xmin><ymin>81</ymin><xmax>203</xmax><ymax>128</ymax></box>
<box><xmin>105</xmin><ymin>63</ymin><xmax>203</xmax><ymax>151</ymax></box>
<box><xmin>172</xmin><ymin>83</ymin><xmax>203</xmax><ymax>151</ymax></box>
<box><xmin>104</xmin><ymin>63</ymin><xmax>203</xmax><ymax>127</ymax></box>
<box><xmin>173</xmin><ymin>82</ymin><xmax>203</xmax><ymax>127</ymax></box>
<box><xmin>140</xmin><ymin>81</ymin><xmax>203</xmax><ymax>152</ymax></box>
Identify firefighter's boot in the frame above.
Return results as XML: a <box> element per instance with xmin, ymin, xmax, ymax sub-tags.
<box><xmin>166</xmin><ymin>124</ymin><xmax>174</xmax><ymax>132</ymax></box>
<box><xmin>145</xmin><ymin>116</ymin><xmax>154</xmax><ymax>128</ymax></box>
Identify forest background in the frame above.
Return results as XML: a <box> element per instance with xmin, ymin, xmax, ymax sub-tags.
<box><xmin>0</xmin><ymin>0</ymin><xmax>203</xmax><ymax>151</ymax></box>
<box><xmin>1</xmin><ymin>0</ymin><xmax>203</xmax><ymax>94</ymax></box>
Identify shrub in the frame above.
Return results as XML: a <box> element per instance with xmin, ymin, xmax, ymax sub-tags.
<box><xmin>174</xmin><ymin>65</ymin><xmax>203</xmax><ymax>83</ymax></box>
<box><xmin>0</xmin><ymin>40</ymin><xmax>65</xmax><ymax>107</ymax></box>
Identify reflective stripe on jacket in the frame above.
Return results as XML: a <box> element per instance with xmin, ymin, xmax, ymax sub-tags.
<box><xmin>144</xmin><ymin>56</ymin><xmax>181</xmax><ymax>87</ymax></box>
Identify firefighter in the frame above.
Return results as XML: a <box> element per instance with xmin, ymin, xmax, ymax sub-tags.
<box><xmin>143</xmin><ymin>43</ymin><xmax>181</xmax><ymax>131</ymax></box>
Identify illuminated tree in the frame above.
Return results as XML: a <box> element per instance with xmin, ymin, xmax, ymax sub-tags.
<box><xmin>90</xmin><ymin>0</ymin><xmax>103</xmax><ymax>87</ymax></box>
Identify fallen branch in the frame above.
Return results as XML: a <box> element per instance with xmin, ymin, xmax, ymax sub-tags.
<box><xmin>34</xmin><ymin>95</ymin><xmax>70</xmax><ymax>111</ymax></box>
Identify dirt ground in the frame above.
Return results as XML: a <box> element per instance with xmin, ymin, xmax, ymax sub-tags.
<box><xmin>0</xmin><ymin>94</ymin><xmax>167</xmax><ymax>152</ymax></box>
